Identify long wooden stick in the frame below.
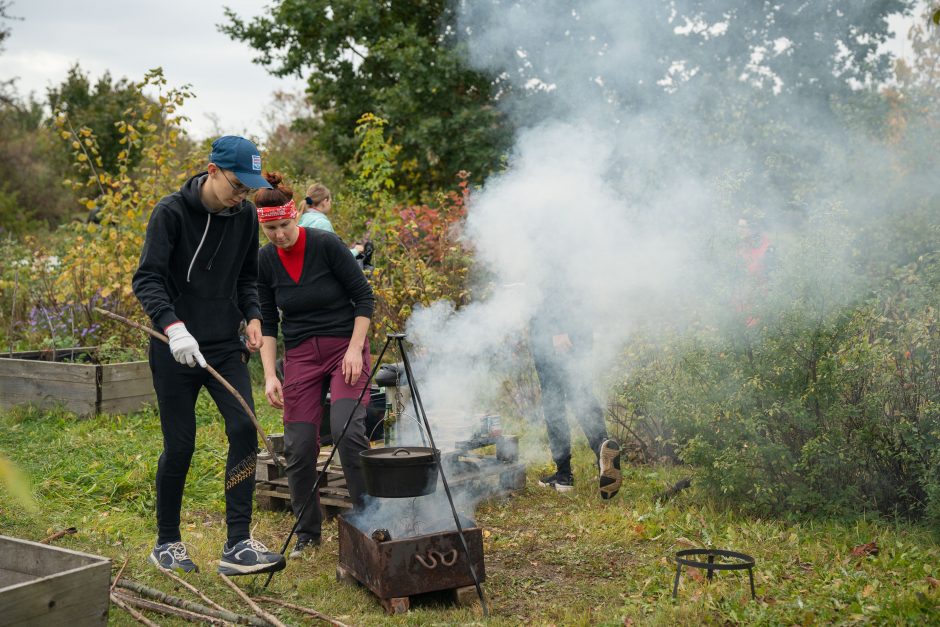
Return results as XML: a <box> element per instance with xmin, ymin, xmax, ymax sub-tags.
<box><xmin>113</xmin><ymin>591</ymin><xmax>228</xmax><ymax>625</ymax></box>
<box><xmin>220</xmin><ymin>575</ymin><xmax>288</xmax><ymax>627</ymax></box>
<box><xmin>254</xmin><ymin>596</ymin><xmax>351</xmax><ymax>627</ymax></box>
<box><xmin>110</xmin><ymin>593</ymin><xmax>161</xmax><ymax>627</ymax></box>
<box><xmin>156</xmin><ymin>565</ymin><xmax>229</xmax><ymax>614</ymax></box>
<box><xmin>115</xmin><ymin>579</ymin><xmax>266</xmax><ymax>626</ymax></box>
<box><xmin>39</xmin><ymin>527</ymin><xmax>77</xmax><ymax>544</ymax></box>
<box><xmin>111</xmin><ymin>557</ymin><xmax>129</xmax><ymax>593</ymax></box>
<box><xmin>94</xmin><ymin>307</ymin><xmax>282</xmax><ymax>467</ymax></box>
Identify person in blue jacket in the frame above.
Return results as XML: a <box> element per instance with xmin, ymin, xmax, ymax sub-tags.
<box><xmin>299</xmin><ymin>183</ymin><xmax>364</xmax><ymax>256</ymax></box>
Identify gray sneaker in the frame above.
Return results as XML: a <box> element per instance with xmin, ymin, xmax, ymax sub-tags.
<box><xmin>288</xmin><ymin>536</ymin><xmax>321</xmax><ymax>559</ymax></box>
<box><xmin>218</xmin><ymin>538</ymin><xmax>286</xmax><ymax>576</ymax></box>
<box><xmin>148</xmin><ymin>541</ymin><xmax>199</xmax><ymax>573</ymax></box>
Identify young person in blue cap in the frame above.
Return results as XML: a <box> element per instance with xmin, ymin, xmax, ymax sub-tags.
<box><xmin>133</xmin><ymin>136</ymin><xmax>286</xmax><ymax>575</ymax></box>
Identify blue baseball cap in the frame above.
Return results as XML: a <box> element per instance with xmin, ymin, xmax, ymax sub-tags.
<box><xmin>209</xmin><ymin>136</ymin><xmax>272</xmax><ymax>189</ymax></box>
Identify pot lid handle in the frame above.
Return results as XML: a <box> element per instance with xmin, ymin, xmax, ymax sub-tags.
<box><xmin>392</xmin><ymin>448</ymin><xmax>411</xmax><ymax>456</ymax></box>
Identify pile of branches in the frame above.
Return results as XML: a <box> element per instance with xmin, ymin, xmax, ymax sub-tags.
<box><xmin>110</xmin><ymin>565</ymin><xmax>349</xmax><ymax>627</ymax></box>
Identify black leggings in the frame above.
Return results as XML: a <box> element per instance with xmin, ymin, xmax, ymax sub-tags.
<box><xmin>149</xmin><ymin>340</ymin><xmax>257</xmax><ymax>545</ymax></box>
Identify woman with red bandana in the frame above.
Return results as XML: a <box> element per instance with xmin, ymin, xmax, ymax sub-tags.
<box><xmin>255</xmin><ymin>172</ymin><xmax>375</xmax><ymax>559</ymax></box>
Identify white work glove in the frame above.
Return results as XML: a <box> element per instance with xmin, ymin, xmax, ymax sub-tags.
<box><xmin>165</xmin><ymin>323</ymin><xmax>207</xmax><ymax>368</ymax></box>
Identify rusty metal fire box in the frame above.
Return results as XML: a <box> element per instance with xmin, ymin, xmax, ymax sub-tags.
<box><xmin>337</xmin><ymin>513</ymin><xmax>485</xmax><ymax>601</ymax></box>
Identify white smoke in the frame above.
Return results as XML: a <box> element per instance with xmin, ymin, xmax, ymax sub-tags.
<box><xmin>394</xmin><ymin>1</ymin><xmax>921</xmax><ymax>465</ymax></box>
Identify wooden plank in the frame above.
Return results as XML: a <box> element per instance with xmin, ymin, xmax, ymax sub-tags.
<box><xmin>0</xmin><ymin>392</ymin><xmax>97</xmax><ymax>417</ymax></box>
<box><xmin>0</xmin><ymin>376</ymin><xmax>97</xmax><ymax>400</ymax></box>
<box><xmin>0</xmin><ymin>563</ymin><xmax>110</xmax><ymax>625</ymax></box>
<box><xmin>0</xmin><ymin>537</ymin><xmax>107</xmax><ymax>579</ymax></box>
<box><xmin>0</xmin><ymin>347</ymin><xmax>96</xmax><ymax>362</ymax></box>
<box><xmin>0</xmin><ymin>359</ymin><xmax>96</xmax><ymax>384</ymax></box>
<box><xmin>98</xmin><ymin>361</ymin><xmax>150</xmax><ymax>384</ymax></box>
<box><xmin>0</xmin><ymin>536</ymin><xmax>110</xmax><ymax>626</ymax></box>
<box><xmin>0</xmin><ymin>570</ymin><xmax>35</xmax><ymax>588</ymax></box>
<box><xmin>98</xmin><ymin>377</ymin><xmax>154</xmax><ymax>401</ymax></box>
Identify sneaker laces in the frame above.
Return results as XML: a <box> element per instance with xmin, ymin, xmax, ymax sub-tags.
<box><xmin>167</xmin><ymin>542</ymin><xmax>191</xmax><ymax>562</ymax></box>
<box><xmin>242</xmin><ymin>538</ymin><xmax>270</xmax><ymax>553</ymax></box>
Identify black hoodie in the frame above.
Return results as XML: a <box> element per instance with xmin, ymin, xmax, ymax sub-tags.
<box><xmin>132</xmin><ymin>172</ymin><xmax>262</xmax><ymax>350</ymax></box>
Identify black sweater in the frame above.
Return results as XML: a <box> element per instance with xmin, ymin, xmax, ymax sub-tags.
<box><xmin>132</xmin><ymin>173</ymin><xmax>262</xmax><ymax>349</ymax></box>
<box><xmin>258</xmin><ymin>228</ymin><xmax>375</xmax><ymax>348</ymax></box>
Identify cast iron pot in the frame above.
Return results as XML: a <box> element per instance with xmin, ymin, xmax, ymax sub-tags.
<box><xmin>359</xmin><ymin>446</ymin><xmax>440</xmax><ymax>498</ymax></box>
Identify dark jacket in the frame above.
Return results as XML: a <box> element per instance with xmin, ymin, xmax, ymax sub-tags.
<box><xmin>258</xmin><ymin>227</ymin><xmax>374</xmax><ymax>349</ymax></box>
<box><xmin>132</xmin><ymin>172</ymin><xmax>262</xmax><ymax>349</ymax></box>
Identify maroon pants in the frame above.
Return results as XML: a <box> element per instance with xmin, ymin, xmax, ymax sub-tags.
<box><xmin>282</xmin><ymin>336</ymin><xmax>371</xmax><ymax>540</ymax></box>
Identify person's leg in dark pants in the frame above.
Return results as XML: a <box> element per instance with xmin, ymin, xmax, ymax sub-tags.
<box><xmin>283</xmin><ymin>421</ymin><xmax>322</xmax><ymax>541</ymax></box>
<box><xmin>532</xmin><ymin>344</ymin><xmax>573</xmax><ymax>476</ymax></box>
<box><xmin>568</xmin><ymin>379</ymin><xmax>608</xmax><ymax>462</ymax></box>
<box><xmin>281</xmin><ymin>338</ymin><xmax>330</xmax><ymax>545</ymax></box>
<box><xmin>150</xmin><ymin>340</ymin><xmax>205</xmax><ymax>545</ymax></box>
<box><xmin>329</xmin><ymin>399</ymin><xmax>369</xmax><ymax>507</ymax></box>
<box><xmin>203</xmin><ymin>348</ymin><xmax>258</xmax><ymax>545</ymax></box>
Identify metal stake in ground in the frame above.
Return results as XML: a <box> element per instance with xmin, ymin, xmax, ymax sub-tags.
<box><xmin>393</xmin><ymin>333</ymin><xmax>489</xmax><ymax>617</ymax></box>
<box><xmin>93</xmin><ymin>307</ymin><xmax>283</xmax><ymax>469</ymax></box>
<box><xmin>262</xmin><ymin>334</ymin><xmax>394</xmax><ymax>589</ymax></box>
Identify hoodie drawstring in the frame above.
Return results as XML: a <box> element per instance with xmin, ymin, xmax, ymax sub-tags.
<box><xmin>205</xmin><ymin>219</ymin><xmax>229</xmax><ymax>271</ymax></box>
<box><xmin>187</xmin><ymin>213</ymin><xmax>211</xmax><ymax>283</ymax></box>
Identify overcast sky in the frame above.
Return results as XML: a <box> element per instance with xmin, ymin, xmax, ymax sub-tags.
<box><xmin>0</xmin><ymin>1</ymin><xmax>918</xmax><ymax>143</ymax></box>
<box><xmin>0</xmin><ymin>0</ymin><xmax>305</xmax><ymax>140</ymax></box>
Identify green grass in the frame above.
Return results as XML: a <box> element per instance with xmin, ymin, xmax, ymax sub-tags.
<box><xmin>2</xmin><ymin>399</ymin><xmax>940</xmax><ymax>625</ymax></box>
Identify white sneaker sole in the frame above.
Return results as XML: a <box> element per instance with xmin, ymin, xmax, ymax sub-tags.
<box><xmin>537</xmin><ymin>479</ymin><xmax>575</xmax><ymax>493</ymax></box>
<box><xmin>217</xmin><ymin>557</ymin><xmax>286</xmax><ymax>576</ymax></box>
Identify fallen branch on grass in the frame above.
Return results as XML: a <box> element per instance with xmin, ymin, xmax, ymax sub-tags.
<box><xmin>113</xmin><ymin>590</ymin><xmax>227</xmax><ymax>625</ymax></box>
<box><xmin>220</xmin><ymin>574</ymin><xmax>288</xmax><ymax>627</ymax></box>
<box><xmin>156</xmin><ymin>565</ymin><xmax>230</xmax><ymax>614</ymax></box>
<box><xmin>254</xmin><ymin>595</ymin><xmax>352</xmax><ymax>627</ymax></box>
<box><xmin>110</xmin><ymin>593</ymin><xmax>160</xmax><ymax>627</ymax></box>
<box><xmin>39</xmin><ymin>527</ymin><xmax>77</xmax><ymax>544</ymax></box>
<box><xmin>659</xmin><ymin>477</ymin><xmax>692</xmax><ymax>502</ymax></box>
<box><xmin>115</xmin><ymin>578</ymin><xmax>266</xmax><ymax>626</ymax></box>
<box><xmin>111</xmin><ymin>557</ymin><xmax>129</xmax><ymax>593</ymax></box>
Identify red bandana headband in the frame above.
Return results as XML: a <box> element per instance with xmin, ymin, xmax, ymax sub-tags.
<box><xmin>257</xmin><ymin>198</ymin><xmax>297</xmax><ymax>223</ymax></box>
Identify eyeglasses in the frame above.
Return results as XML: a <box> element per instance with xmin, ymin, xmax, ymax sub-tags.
<box><xmin>220</xmin><ymin>169</ymin><xmax>253</xmax><ymax>196</ymax></box>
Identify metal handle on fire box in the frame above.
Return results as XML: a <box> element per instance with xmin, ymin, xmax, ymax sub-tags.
<box><xmin>415</xmin><ymin>549</ymin><xmax>458</xmax><ymax>569</ymax></box>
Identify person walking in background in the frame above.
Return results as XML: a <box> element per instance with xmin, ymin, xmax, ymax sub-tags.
<box><xmin>300</xmin><ymin>183</ymin><xmax>364</xmax><ymax>256</ymax></box>
<box><xmin>256</xmin><ymin>172</ymin><xmax>375</xmax><ymax>559</ymax></box>
<box><xmin>132</xmin><ymin>136</ymin><xmax>286</xmax><ymax>576</ymax></box>
<box><xmin>733</xmin><ymin>217</ymin><xmax>773</xmax><ymax>328</ymax></box>
<box><xmin>531</xmin><ymin>299</ymin><xmax>622</xmax><ymax>500</ymax></box>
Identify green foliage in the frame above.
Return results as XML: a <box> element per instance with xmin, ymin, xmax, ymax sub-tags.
<box><xmin>0</xmin><ymin>93</ymin><xmax>77</xmax><ymax>224</ymax></box>
<box><xmin>615</xmin><ymin>239</ymin><xmax>940</xmax><ymax>521</ymax></box>
<box><xmin>258</xmin><ymin>90</ymin><xmax>343</xmax><ymax>190</ymax></box>
<box><xmin>47</xmin><ymin>64</ymin><xmax>161</xmax><ymax>180</ymax></box>
<box><xmin>221</xmin><ymin>0</ymin><xmax>512</xmax><ymax>191</ymax></box>
<box><xmin>0</xmin><ymin>69</ymin><xmax>199</xmax><ymax>355</ymax></box>
<box><xmin>334</xmin><ymin>114</ymin><xmax>472</xmax><ymax>338</ymax></box>
<box><xmin>50</xmin><ymin>68</ymin><xmax>201</xmax><ymax>349</ymax></box>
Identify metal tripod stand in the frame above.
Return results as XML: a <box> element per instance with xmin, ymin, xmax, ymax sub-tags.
<box><xmin>265</xmin><ymin>333</ymin><xmax>489</xmax><ymax>616</ymax></box>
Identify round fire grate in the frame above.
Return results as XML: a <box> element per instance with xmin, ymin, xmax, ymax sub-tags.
<box><xmin>672</xmin><ymin>548</ymin><xmax>756</xmax><ymax>600</ymax></box>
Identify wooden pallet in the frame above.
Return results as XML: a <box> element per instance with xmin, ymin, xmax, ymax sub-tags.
<box><xmin>255</xmin><ymin>446</ymin><xmax>350</xmax><ymax>512</ymax></box>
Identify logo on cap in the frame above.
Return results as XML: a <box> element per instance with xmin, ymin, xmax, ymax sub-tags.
<box><xmin>252</xmin><ymin>155</ymin><xmax>261</xmax><ymax>171</ymax></box>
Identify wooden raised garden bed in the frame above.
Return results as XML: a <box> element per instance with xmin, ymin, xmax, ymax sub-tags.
<box><xmin>0</xmin><ymin>347</ymin><xmax>153</xmax><ymax>417</ymax></box>
<box><xmin>0</xmin><ymin>535</ymin><xmax>111</xmax><ymax>626</ymax></box>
